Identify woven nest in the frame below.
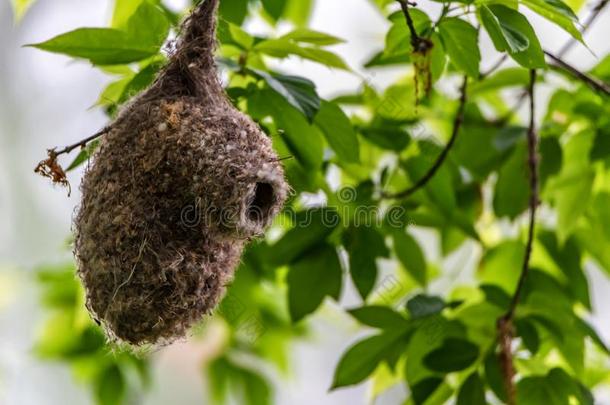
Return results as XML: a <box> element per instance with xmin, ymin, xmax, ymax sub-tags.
<box><xmin>74</xmin><ymin>0</ymin><xmax>288</xmax><ymax>345</ymax></box>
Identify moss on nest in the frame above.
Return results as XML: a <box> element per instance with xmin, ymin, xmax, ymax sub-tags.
<box><xmin>74</xmin><ymin>0</ymin><xmax>289</xmax><ymax>345</ymax></box>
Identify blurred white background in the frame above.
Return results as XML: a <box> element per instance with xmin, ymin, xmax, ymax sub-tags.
<box><xmin>1</xmin><ymin>0</ymin><xmax>610</xmax><ymax>404</ymax></box>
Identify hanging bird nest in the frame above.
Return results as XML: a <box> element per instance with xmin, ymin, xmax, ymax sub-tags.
<box><xmin>74</xmin><ymin>0</ymin><xmax>289</xmax><ymax>345</ymax></box>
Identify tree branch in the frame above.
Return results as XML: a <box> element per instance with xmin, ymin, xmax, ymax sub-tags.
<box><xmin>52</xmin><ymin>126</ymin><xmax>110</xmax><ymax>157</ymax></box>
<box><xmin>558</xmin><ymin>0</ymin><xmax>609</xmax><ymax>57</ymax></box>
<box><xmin>396</xmin><ymin>0</ymin><xmax>419</xmax><ymax>42</ymax></box>
<box><xmin>545</xmin><ymin>51</ymin><xmax>610</xmax><ymax>95</ymax></box>
<box><xmin>491</xmin><ymin>50</ymin><xmax>610</xmax><ymax>127</ymax></box>
<box><xmin>381</xmin><ymin>76</ymin><xmax>468</xmax><ymax>200</ymax></box>
<box><xmin>34</xmin><ymin>126</ymin><xmax>110</xmax><ymax>194</ymax></box>
<box><xmin>480</xmin><ymin>54</ymin><xmax>508</xmax><ymax>79</ymax></box>
<box><xmin>396</xmin><ymin>0</ymin><xmax>433</xmax><ymax>53</ymax></box>
<box><xmin>497</xmin><ymin>69</ymin><xmax>539</xmax><ymax>405</ymax></box>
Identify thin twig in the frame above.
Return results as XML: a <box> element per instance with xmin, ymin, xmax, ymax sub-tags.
<box><xmin>34</xmin><ymin>126</ymin><xmax>110</xmax><ymax>194</ymax></box>
<box><xmin>480</xmin><ymin>54</ymin><xmax>508</xmax><ymax>79</ymax></box>
<box><xmin>545</xmin><ymin>51</ymin><xmax>610</xmax><ymax>95</ymax></box>
<box><xmin>396</xmin><ymin>0</ymin><xmax>433</xmax><ymax>53</ymax></box>
<box><xmin>491</xmin><ymin>50</ymin><xmax>610</xmax><ymax>127</ymax></box>
<box><xmin>497</xmin><ymin>69</ymin><xmax>539</xmax><ymax>405</ymax></box>
<box><xmin>558</xmin><ymin>0</ymin><xmax>609</xmax><ymax>57</ymax></box>
<box><xmin>273</xmin><ymin>155</ymin><xmax>294</xmax><ymax>162</ymax></box>
<box><xmin>381</xmin><ymin>76</ymin><xmax>468</xmax><ymax>200</ymax></box>
<box><xmin>53</xmin><ymin>126</ymin><xmax>111</xmax><ymax>157</ymax></box>
<box><xmin>507</xmin><ymin>69</ymin><xmax>539</xmax><ymax>319</ymax></box>
<box><xmin>396</xmin><ymin>0</ymin><xmax>419</xmax><ymax>43</ymax></box>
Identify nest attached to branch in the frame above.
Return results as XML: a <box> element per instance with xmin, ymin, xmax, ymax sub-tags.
<box><xmin>74</xmin><ymin>0</ymin><xmax>288</xmax><ymax>345</ymax></box>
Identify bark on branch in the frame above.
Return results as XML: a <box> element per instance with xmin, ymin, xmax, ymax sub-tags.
<box><xmin>497</xmin><ymin>69</ymin><xmax>539</xmax><ymax>405</ymax></box>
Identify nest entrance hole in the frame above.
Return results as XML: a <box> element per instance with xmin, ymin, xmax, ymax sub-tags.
<box><xmin>247</xmin><ymin>182</ymin><xmax>274</xmax><ymax>223</ymax></box>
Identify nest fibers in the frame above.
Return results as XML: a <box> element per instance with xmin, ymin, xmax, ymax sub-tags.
<box><xmin>74</xmin><ymin>0</ymin><xmax>288</xmax><ymax>345</ymax></box>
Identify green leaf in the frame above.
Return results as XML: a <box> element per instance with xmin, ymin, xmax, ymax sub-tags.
<box><xmin>217</xmin><ymin>19</ymin><xmax>254</xmax><ymax>49</ymax></box>
<box><xmin>208</xmin><ymin>357</ymin><xmax>232</xmax><ymax>403</ymax></box>
<box><xmin>484</xmin><ymin>5</ymin><xmax>546</xmax><ymax>68</ymax></box>
<box><xmin>452</xmin><ymin>118</ymin><xmax>525</xmax><ymax>179</ymax></box>
<box><xmin>364</xmin><ymin>49</ymin><xmax>411</xmax><ymax>68</ymax></box>
<box><xmin>281</xmin><ymin>29</ymin><xmax>345</xmax><ymax>45</ymax></box>
<box><xmin>348</xmin><ymin>306</ymin><xmax>409</xmax><ymax>329</ymax></box>
<box><xmin>438</xmin><ymin>18</ymin><xmax>480</xmax><ymax>78</ymax></box>
<box><xmin>403</xmin><ymin>152</ymin><xmax>459</xmax><ymax>218</ymax></box>
<box><xmin>518</xmin><ymin>376</ymin><xmax>560</xmax><ymax>405</ymax></box>
<box><xmin>456</xmin><ymin>373</ymin><xmax>486</xmax><ymax>405</ymax></box>
<box><xmin>547</xmin><ymin>368</ymin><xmax>591</xmax><ymax>405</ymax></box>
<box><xmin>429</xmin><ymin>32</ymin><xmax>448</xmax><ymax>82</ymax></box>
<box><xmin>527</xmin><ymin>314</ymin><xmax>565</xmax><ymax>343</ymax></box>
<box><xmin>248</xmin><ymin>88</ymin><xmax>324</xmax><ymax>169</ymax></box>
<box><xmin>538</xmin><ymin>231</ymin><xmax>590</xmax><ymax>309</ymax></box>
<box><xmin>262</xmin><ymin>0</ymin><xmax>287</xmax><ymax>21</ymax></box>
<box><xmin>218</xmin><ymin>0</ymin><xmax>249</xmax><ymax>24</ymax></box>
<box><xmin>407</xmin><ymin>294</ymin><xmax>446</xmax><ymax>319</ymax></box>
<box><xmin>543</xmin><ymin>0</ymin><xmax>579</xmax><ymax>19</ymax></box>
<box><xmin>271</xmin><ymin>208</ymin><xmax>340</xmax><ymax>266</ymax></box>
<box><xmin>283</xmin><ymin>0</ymin><xmax>314</xmax><ymax>26</ymax></box>
<box><xmin>331</xmin><ymin>328</ymin><xmax>410</xmax><ymax>389</ymax></box>
<box><xmin>516</xmin><ymin>368</ymin><xmax>583</xmax><ymax>405</ymax></box>
<box><xmin>515</xmin><ymin>318</ymin><xmax>541</xmax><ymax>354</ymax></box>
<box><xmin>377</xmin><ymin>83</ymin><xmax>417</xmax><ymax>121</ymax></box>
<box><xmin>124</xmin><ymin>1</ymin><xmax>170</xmax><ymax>46</ymax></box>
<box><xmin>343</xmin><ymin>225</ymin><xmax>389</xmax><ymax>299</ymax></box>
<box><xmin>480</xmin><ymin>5</ymin><xmax>530</xmax><ymax>53</ymax></box>
<box><xmin>480</xmin><ymin>284</ymin><xmax>511</xmax><ymax>310</ymax></box>
<box><xmin>66</xmin><ymin>140</ymin><xmax>100</xmax><ymax>172</ymax></box>
<box><xmin>411</xmin><ymin>378</ymin><xmax>444</xmax><ymax>405</ymax></box>
<box><xmin>539</xmin><ymin>136</ymin><xmax>563</xmax><ymax>185</ymax></box>
<box><xmin>118</xmin><ymin>60</ymin><xmax>163</xmax><ymax>104</ymax></box>
<box><xmin>548</xmin><ymin>130</ymin><xmax>595</xmax><ymax>242</ymax></box>
<box><xmin>249</xmin><ymin>69</ymin><xmax>321</xmax><ymax>122</ymax></box>
<box><xmin>405</xmin><ymin>316</ymin><xmax>466</xmax><ymax>384</ymax></box>
<box><xmin>255</xmin><ymin>39</ymin><xmax>350</xmax><ymax>70</ymax></box>
<box><xmin>393</xmin><ymin>231</ymin><xmax>427</xmax><ymax>286</ymax></box>
<box><xmin>28</xmin><ymin>28</ymin><xmax>155</xmax><ymax>65</ymax></box>
<box><xmin>208</xmin><ymin>357</ymin><xmax>272</xmax><ymax>405</ymax></box>
<box><xmin>575</xmin><ymin>193</ymin><xmax>610</xmax><ymax>273</ymax></box>
<box><xmin>358</xmin><ymin>120</ymin><xmax>410</xmax><ymax>151</ymax></box>
<box><xmin>111</xmin><ymin>0</ymin><xmax>144</xmax><ymax>28</ymax></box>
<box><xmin>423</xmin><ymin>338</ymin><xmax>479</xmax><ymax>373</ymax></box>
<box><xmin>590</xmin><ymin>124</ymin><xmax>610</xmax><ymax>162</ymax></box>
<box><xmin>470</xmin><ymin>67</ymin><xmax>530</xmax><ymax>94</ymax></box>
<box><xmin>575</xmin><ymin>317</ymin><xmax>610</xmax><ymax>354</ymax></box>
<box><xmin>479</xmin><ymin>240</ymin><xmax>525</xmax><ymax>294</ymax></box>
<box><xmin>484</xmin><ymin>349</ymin><xmax>507</xmax><ymax>402</ymax></box>
<box><xmin>287</xmin><ymin>244</ymin><xmax>342</xmax><ymax>322</ymax></box>
<box><xmin>95</xmin><ymin>365</ymin><xmax>125</xmax><ymax>405</ymax></box>
<box><xmin>521</xmin><ymin>0</ymin><xmax>583</xmax><ymax>43</ymax></box>
<box><xmin>493</xmin><ymin>141</ymin><xmax>530</xmax><ymax>219</ymax></box>
<box><xmin>242</xmin><ymin>368</ymin><xmax>272</xmax><ymax>405</ymax></box>
<box><xmin>28</xmin><ymin>2</ymin><xmax>169</xmax><ymax>65</ymax></box>
<box><xmin>315</xmin><ymin>101</ymin><xmax>360</xmax><ymax>163</ymax></box>
<box><xmin>97</xmin><ymin>75</ymin><xmax>133</xmax><ymax>111</ymax></box>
